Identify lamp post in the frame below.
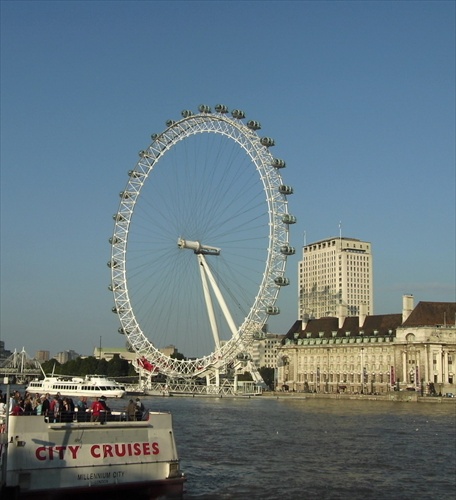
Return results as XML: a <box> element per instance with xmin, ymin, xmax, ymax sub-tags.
<box><xmin>361</xmin><ymin>347</ymin><xmax>365</xmax><ymax>394</ymax></box>
<box><xmin>326</xmin><ymin>348</ymin><xmax>330</xmax><ymax>393</ymax></box>
<box><xmin>1</xmin><ymin>376</ymin><xmax>11</xmax><ymax>488</ymax></box>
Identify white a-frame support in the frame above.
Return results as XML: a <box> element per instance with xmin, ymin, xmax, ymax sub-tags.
<box><xmin>177</xmin><ymin>238</ymin><xmax>239</xmax><ymax>352</ymax></box>
<box><xmin>197</xmin><ymin>253</ymin><xmax>239</xmax><ymax>349</ymax></box>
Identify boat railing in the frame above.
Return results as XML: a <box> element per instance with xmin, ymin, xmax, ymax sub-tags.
<box><xmin>6</xmin><ymin>409</ymin><xmax>140</xmax><ymax>424</ymax></box>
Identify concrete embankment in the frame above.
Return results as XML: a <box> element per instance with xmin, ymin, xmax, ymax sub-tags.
<box><xmin>262</xmin><ymin>391</ymin><xmax>456</xmax><ymax>403</ymax></box>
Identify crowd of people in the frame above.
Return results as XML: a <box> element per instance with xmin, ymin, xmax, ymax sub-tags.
<box><xmin>0</xmin><ymin>389</ymin><xmax>147</xmax><ymax>422</ymax></box>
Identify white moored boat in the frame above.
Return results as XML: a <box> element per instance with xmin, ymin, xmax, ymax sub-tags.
<box><xmin>26</xmin><ymin>375</ymin><xmax>126</xmax><ymax>399</ymax></box>
<box><xmin>0</xmin><ymin>404</ymin><xmax>185</xmax><ymax>498</ymax></box>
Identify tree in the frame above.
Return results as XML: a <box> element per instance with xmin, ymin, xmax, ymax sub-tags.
<box><xmin>61</xmin><ymin>358</ymin><xmax>83</xmax><ymax>375</ymax></box>
<box><xmin>80</xmin><ymin>356</ymin><xmax>100</xmax><ymax>375</ymax></box>
<box><xmin>96</xmin><ymin>358</ymin><xmax>109</xmax><ymax>375</ymax></box>
<box><xmin>107</xmin><ymin>354</ymin><xmax>130</xmax><ymax>377</ymax></box>
<box><xmin>259</xmin><ymin>367</ymin><xmax>275</xmax><ymax>390</ymax></box>
<box><xmin>41</xmin><ymin>359</ymin><xmax>61</xmax><ymax>375</ymax></box>
<box><xmin>38</xmin><ymin>355</ymin><xmax>134</xmax><ymax>378</ymax></box>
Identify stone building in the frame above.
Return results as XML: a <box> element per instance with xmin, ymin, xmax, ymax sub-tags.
<box><xmin>249</xmin><ymin>333</ymin><xmax>285</xmax><ymax>369</ymax></box>
<box><xmin>396</xmin><ymin>299</ymin><xmax>455</xmax><ymax>394</ymax></box>
<box><xmin>35</xmin><ymin>350</ymin><xmax>50</xmax><ymax>362</ymax></box>
<box><xmin>54</xmin><ymin>350</ymin><xmax>79</xmax><ymax>364</ymax></box>
<box><xmin>277</xmin><ymin>296</ymin><xmax>456</xmax><ymax>395</ymax></box>
<box><xmin>299</xmin><ymin>236</ymin><xmax>373</xmax><ymax>320</ymax></box>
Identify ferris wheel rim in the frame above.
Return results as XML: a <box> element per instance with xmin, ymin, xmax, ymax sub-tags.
<box><xmin>109</xmin><ymin>106</ymin><xmax>294</xmax><ymax>378</ymax></box>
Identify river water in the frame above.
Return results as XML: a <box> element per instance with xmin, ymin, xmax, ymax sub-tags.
<box><xmin>4</xmin><ymin>386</ymin><xmax>455</xmax><ymax>499</ymax></box>
<box><xmin>129</xmin><ymin>395</ymin><xmax>455</xmax><ymax>500</ymax></box>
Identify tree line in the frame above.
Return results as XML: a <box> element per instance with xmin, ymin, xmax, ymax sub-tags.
<box><xmin>41</xmin><ymin>354</ymin><xmax>137</xmax><ymax>379</ymax></box>
<box><xmin>40</xmin><ymin>355</ymin><xmax>275</xmax><ymax>389</ymax></box>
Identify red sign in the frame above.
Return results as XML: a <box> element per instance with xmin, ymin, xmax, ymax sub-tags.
<box><xmin>35</xmin><ymin>441</ymin><xmax>160</xmax><ymax>461</ymax></box>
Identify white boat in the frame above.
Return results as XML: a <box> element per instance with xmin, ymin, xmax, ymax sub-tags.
<box><xmin>26</xmin><ymin>375</ymin><xmax>126</xmax><ymax>399</ymax></box>
<box><xmin>0</xmin><ymin>405</ymin><xmax>185</xmax><ymax>498</ymax></box>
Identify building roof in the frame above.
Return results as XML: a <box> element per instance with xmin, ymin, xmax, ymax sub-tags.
<box><xmin>361</xmin><ymin>314</ymin><xmax>403</xmax><ymax>335</ymax></box>
<box><xmin>283</xmin><ymin>301</ymin><xmax>456</xmax><ymax>344</ymax></box>
<box><xmin>402</xmin><ymin>301</ymin><xmax>456</xmax><ymax>327</ymax></box>
<box><xmin>304</xmin><ymin>236</ymin><xmax>363</xmax><ymax>247</ymax></box>
<box><xmin>283</xmin><ymin>313</ymin><xmax>402</xmax><ymax>342</ymax></box>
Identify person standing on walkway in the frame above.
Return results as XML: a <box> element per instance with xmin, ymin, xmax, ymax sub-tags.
<box><xmin>135</xmin><ymin>398</ymin><xmax>145</xmax><ymax>420</ymax></box>
<box><xmin>126</xmin><ymin>399</ymin><xmax>136</xmax><ymax>421</ymax></box>
<box><xmin>90</xmin><ymin>397</ymin><xmax>103</xmax><ymax>422</ymax></box>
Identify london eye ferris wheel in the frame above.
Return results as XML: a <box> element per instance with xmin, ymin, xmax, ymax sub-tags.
<box><xmin>108</xmin><ymin>104</ymin><xmax>296</xmax><ymax>379</ymax></box>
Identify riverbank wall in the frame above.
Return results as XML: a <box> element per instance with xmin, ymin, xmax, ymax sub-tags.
<box><xmin>262</xmin><ymin>391</ymin><xmax>456</xmax><ymax>403</ymax></box>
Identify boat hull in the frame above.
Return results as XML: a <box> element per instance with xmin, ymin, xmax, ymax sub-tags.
<box><xmin>26</xmin><ymin>375</ymin><xmax>126</xmax><ymax>399</ymax></box>
<box><xmin>1</xmin><ymin>411</ymin><xmax>185</xmax><ymax>498</ymax></box>
<box><xmin>2</xmin><ymin>478</ymin><xmax>185</xmax><ymax>499</ymax></box>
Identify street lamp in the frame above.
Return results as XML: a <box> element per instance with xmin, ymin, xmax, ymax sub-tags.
<box><xmin>361</xmin><ymin>347</ymin><xmax>365</xmax><ymax>394</ymax></box>
<box><xmin>326</xmin><ymin>348</ymin><xmax>330</xmax><ymax>393</ymax></box>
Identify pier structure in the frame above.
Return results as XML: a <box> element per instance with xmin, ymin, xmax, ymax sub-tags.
<box><xmin>0</xmin><ymin>348</ymin><xmax>43</xmax><ymax>383</ymax></box>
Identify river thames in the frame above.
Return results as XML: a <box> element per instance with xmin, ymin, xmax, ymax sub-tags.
<box><xmin>121</xmin><ymin>395</ymin><xmax>455</xmax><ymax>500</ymax></box>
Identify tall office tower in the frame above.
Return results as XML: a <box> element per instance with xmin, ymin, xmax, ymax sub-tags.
<box><xmin>35</xmin><ymin>350</ymin><xmax>50</xmax><ymax>362</ymax></box>
<box><xmin>298</xmin><ymin>237</ymin><xmax>373</xmax><ymax>319</ymax></box>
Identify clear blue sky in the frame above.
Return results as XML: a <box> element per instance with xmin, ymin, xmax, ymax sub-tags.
<box><xmin>1</xmin><ymin>1</ymin><xmax>455</xmax><ymax>357</ymax></box>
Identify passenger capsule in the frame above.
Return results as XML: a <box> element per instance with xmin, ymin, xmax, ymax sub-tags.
<box><xmin>118</xmin><ymin>327</ymin><xmax>125</xmax><ymax>335</ymax></box>
<box><xmin>138</xmin><ymin>150</ymin><xmax>148</xmax><ymax>158</ymax></box>
<box><xmin>166</xmin><ymin>120</ymin><xmax>176</xmax><ymax>127</ymax></box>
<box><xmin>119</xmin><ymin>191</ymin><xmax>133</xmax><ymax>199</ymax></box>
<box><xmin>215</xmin><ymin>104</ymin><xmax>229</xmax><ymax>113</ymax></box>
<box><xmin>128</xmin><ymin>170</ymin><xmax>141</xmax><ymax>178</ymax></box>
<box><xmin>151</xmin><ymin>133</ymin><xmax>159</xmax><ymax>140</ymax></box>
<box><xmin>278</xmin><ymin>185</ymin><xmax>293</xmax><ymax>195</ymax></box>
<box><xmin>231</xmin><ymin>109</ymin><xmax>246</xmax><ymax>119</ymax></box>
<box><xmin>107</xmin><ymin>260</ymin><xmax>118</xmax><ymax>268</ymax></box>
<box><xmin>280</xmin><ymin>244</ymin><xmax>296</xmax><ymax>255</ymax></box>
<box><xmin>274</xmin><ymin>277</ymin><xmax>290</xmax><ymax>286</ymax></box>
<box><xmin>253</xmin><ymin>331</ymin><xmax>266</xmax><ymax>340</ymax></box>
<box><xmin>109</xmin><ymin>236</ymin><xmax>119</xmax><ymax>245</ymax></box>
<box><xmin>260</xmin><ymin>137</ymin><xmax>275</xmax><ymax>147</ymax></box>
<box><xmin>282</xmin><ymin>214</ymin><xmax>297</xmax><ymax>224</ymax></box>
<box><xmin>198</xmin><ymin>104</ymin><xmax>211</xmax><ymax>113</ymax></box>
<box><xmin>247</xmin><ymin>120</ymin><xmax>261</xmax><ymax>130</ymax></box>
<box><xmin>181</xmin><ymin>110</ymin><xmax>193</xmax><ymax>118</ymax></box>
<box><xmin>272</xmin><ymin>158</ymin><xmax>286</xmax><ymax>168</ymax></box>
<box><xmin>113</xmin><ymin>213</ymin><xmax>126</xmax><ymax>222</ymax></box>
<box><xmin>266</xmin><ymin>306</ymin><xmax>280</xmax><ymax>315</ymax></box>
